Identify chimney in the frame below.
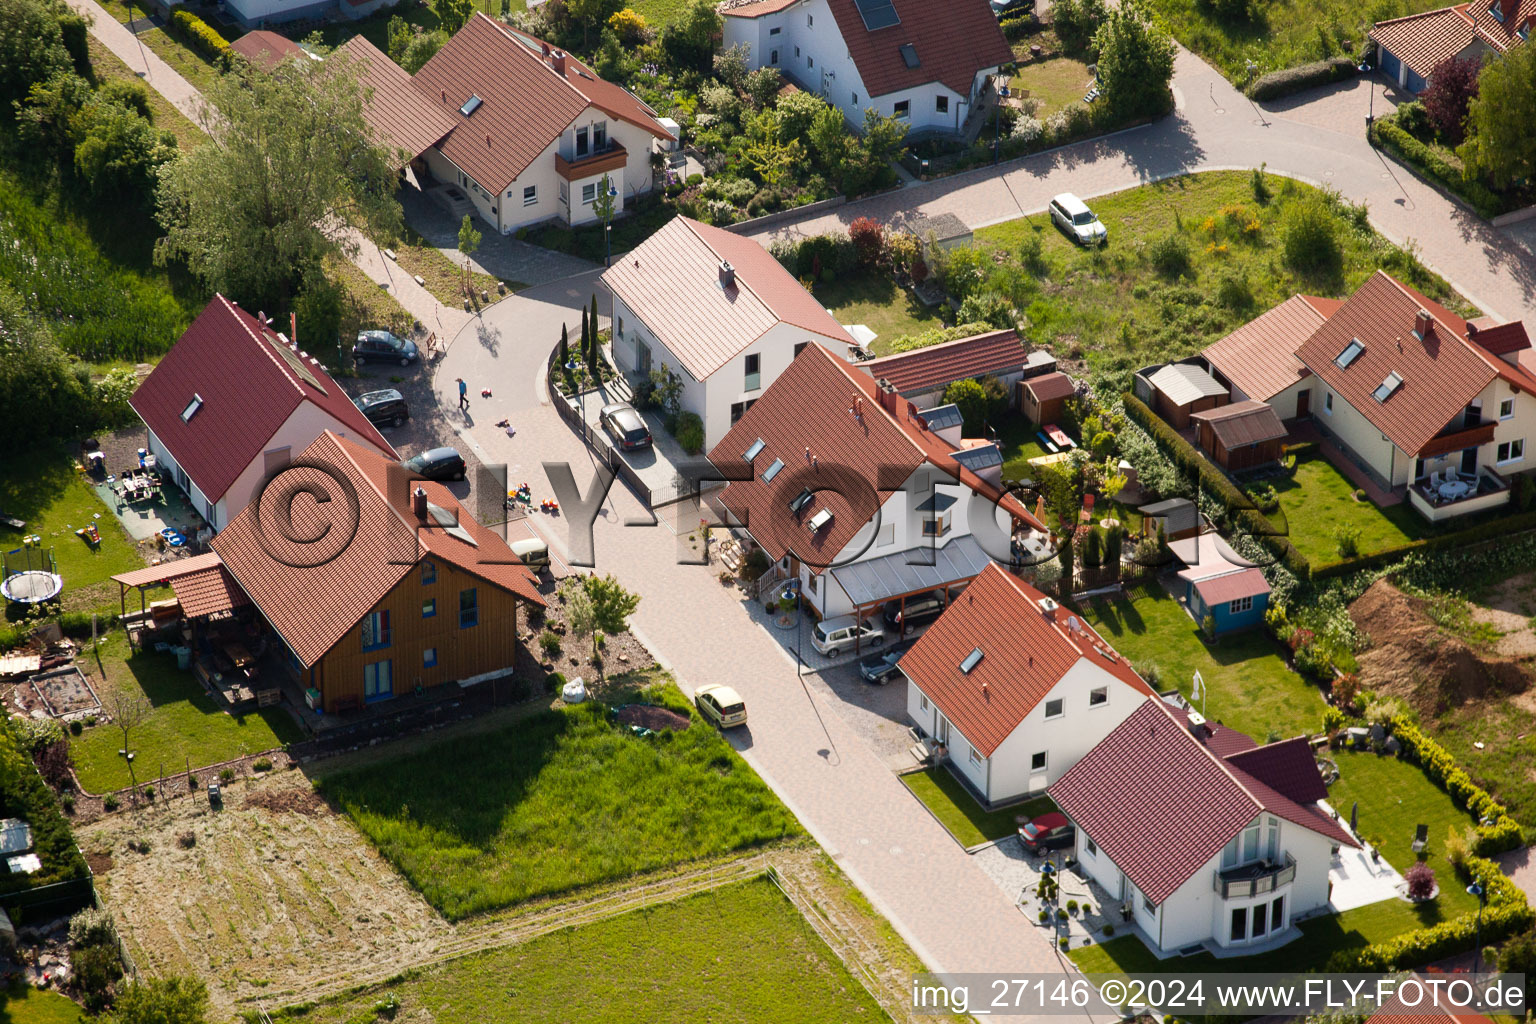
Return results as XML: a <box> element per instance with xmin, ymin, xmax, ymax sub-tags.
<box><xmin>552</xmin><ymin>50</ymin><xmax>567</xmax><ymax>77</ymax></box>
<box><xmin>876</xmin><ymin>378</ymin><xmax>900</xmax><ymax>414</ymax></box>
<box><xmin>851</xmin><ymin>395</ymin><xmax>864</xmax><ymax>420</ymax></box>
<box><xmin>541</xmin><ymin>41</ymin><xmax>550</xmax><ymax>56</ymax></box>
<box><xmin>719</xmin><ymin>260</ymin><xmax>735</xmax><ymax>287</ymax></box>
<box><xmin>412</xmin><ymin>486</ymin><xmax>428</xmax><ymax>521</ymax></box>
<box><xmin>1467</xmin><ymin>321</ymin><xmax>1480</xmax><ymax>338</ymax></box>
<box><xmin>1416</xmin><ymin>309</ymin><xmax>1434</xmax><ymax>338</ymax></box>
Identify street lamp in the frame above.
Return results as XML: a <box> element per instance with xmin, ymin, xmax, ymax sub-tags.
<box><xmin>1358</xmin><ymin>61</ymin><xmax>1376</xmax><ymax>127</ymax></box>
<box><xmin>1467</xmin><ymin>879</ymin><xmax>1489</xmax><ymax>975</ymax></box>
<box><xmin>602</xmin><ymin>179</ymin><xmax>619</xmax><ymax>268</ymax></box>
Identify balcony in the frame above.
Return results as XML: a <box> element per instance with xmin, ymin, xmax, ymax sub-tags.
<box><xmin>1409</xmin><ymin>466</ymin><xmax>1510</xmax><ymax>522</ymax></box>
<box><xmin>555</xmin><ymin>140</ymin><xmax>628</xmax><ymax>181</ymax></box>
<box><xmin>1214</xmin><ymin>853</ymin><xmax>1295</xmax><ymax>899</ymax></box>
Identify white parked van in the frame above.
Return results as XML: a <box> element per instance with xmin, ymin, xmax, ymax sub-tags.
<box><xmin>810</xmin><ymin>615</ymin><xmax>887</xmax><ymax>658</ymax></box>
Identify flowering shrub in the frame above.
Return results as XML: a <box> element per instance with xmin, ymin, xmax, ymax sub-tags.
<box><xmin>1405</xmin><ymin>861</ymin><xmax>1436</xmax><ymax>900</ymax></box>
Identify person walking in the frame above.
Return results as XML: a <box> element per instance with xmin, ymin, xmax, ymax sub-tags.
<box><xmin>457</xmin><ymin>377</ymin><xmax>469</xmax><ymax>412</ymax></box>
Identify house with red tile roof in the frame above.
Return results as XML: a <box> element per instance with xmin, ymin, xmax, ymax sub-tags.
<box><xmin>130</xmin><ymin>296</ymin><xmax>397</xmax><ymax>533</ymax></box>
<box><xmin>707</xmin><ymin>344</ymin><xmax>1047</xmax><ymax>626</ymax></box>
<box><xmin>1200</xmin><ymin>271</ymin><xmax>1535</xmax><ymax>522</ymax></box>
<box><xmin>230</xmin><ymin>30</ymin><xmax>308</xmax><ymax>71</ymax></box>
<box><xmin>857</xmin><ymin>328</ymin><xmax>1033</xmax><ymax>410</ymax></box>
<box><xmin>1051</xmin><ymin>699</ymin><xmax>1356</xmax><ymax>955</ymax></box>
<box><xmin>604</xmin><ymin>216</ymin><xmax>858</xmax><ymax>449</ymax></box>
<box><xmin>720</xmin><ymin>0</ymin><xmax>1012</xmax><ymax>136</ymax></box>
<box><xmin>1370</xmin><ymin>0</ymin><xmax>1530</xmax><ymax>92</ymax></box>
<box><xmin>339</xmin><ymin>16</ymin><xmax>673</xmax><ymax>235</ymax></box>
<box><xmin>211</xmin><ymin>431</ymin><xmax>543</xmax><ymax>713</ymax></box>
<box><xmin>897</xmin><ymin>564</ymin><xmax>1154</xmax><ymax>806</ymax></box>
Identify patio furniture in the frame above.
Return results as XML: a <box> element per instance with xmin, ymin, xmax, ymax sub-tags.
<box><xmin>1438</xmin><ymin>479</ymin><xmax>1472</xmax><ymax>501</ymax></box>
<box><xmin>1412</xmin><ymin>824</ymin><xmax>1428</xmax><ymax>853</ymax></box>
<box><xmin>223</xmin><ymin>641</ymin><xmax>254</xmax><ymax>669</ymax></box>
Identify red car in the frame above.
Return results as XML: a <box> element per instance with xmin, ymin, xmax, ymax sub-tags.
<box><xmin>1019</xmin><ymin>812</ymin><xmax>1075</xmax><ymax>852</ymax></box>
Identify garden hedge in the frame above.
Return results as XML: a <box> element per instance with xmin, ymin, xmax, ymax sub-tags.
<box><xmin>1310</xmin><ymin>510</ymin><xmax>1536</xmax><ymax>580</ymax></box>
<box><xmin>168</xmin><ymin>11</ymin><xmax>230</xmax><ymax>66</ymax></box>
<box><xmin>1389</xmin><ymin>715</ymin><xmax>1524</xmax><ymax>855</ymax></box>
<box><xmin>1121</xmin><ymin>392</ymin><xmax>1310</xmax><ymax>579</ymax></box>
<box><xmin>1246</xmin><ymin>57</ymin><xmax>1357</xmax><ymax>101</ymax></box>
<box><xmin>1367</xmin><ymin>116</ymin><xmax>1507</xmax><ymax>220</ymax></box>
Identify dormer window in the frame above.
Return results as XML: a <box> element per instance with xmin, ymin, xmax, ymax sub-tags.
<box><xmin>917</xmin><ymin>491</ymin><xmax>955</xmax><ymax>537</ymax></box>
<box><xmin>1520</xmin><ymin>21</ymin><xmax>1530</xmax><ymax>37</ymax></box>
<box><xmin>181</xmin><ymin>394</ymin><xmax>203</xmax><ymax>421</ymax></box>
<box><xmin>1490</xmin><ymin>0</ymin><xmax>1504</xmax><ymax>20</ymax></box>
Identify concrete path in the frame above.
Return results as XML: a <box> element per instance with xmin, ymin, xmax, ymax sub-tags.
<box><xmin>746</xmin><ymin>48</ymin><xmax>1536</xmax><ymax>327</ymax></box>
<box><xmin>436</xmin><ymin>275</ymin><xmax>1080</xmax><ymax>982</ymax></box>
<box><xmin>68</xmin><ymin>0</ymin><xmax>204</xmax><ymax>123</ymax></box>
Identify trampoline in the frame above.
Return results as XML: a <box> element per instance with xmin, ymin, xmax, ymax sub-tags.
<box><xmin>1</xmin><ymin>571</ymin><xmax>62</xmax><ymax>604</ymax></box>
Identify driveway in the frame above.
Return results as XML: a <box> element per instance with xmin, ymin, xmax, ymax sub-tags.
<box><xmin>400</xmin><ymin>186</ymin><xmax>598</xmax><ymax>288</ymax></box>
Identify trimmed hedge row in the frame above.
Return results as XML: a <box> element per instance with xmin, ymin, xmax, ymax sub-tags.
<box><xmin>1327</xmin><ymin>853</ymin><xmax>1531</xmax><ymax>970</ymax></box>
<box><xmin>1122</xmin><ymin>392</ymin><xmax>1310</xmax><ymax>579</ymax></box>
<box><xmin>1311</xmin><ymin>510</ymin><xmax>1536</xmax><ymax>580</ymax></box>
<box><xmin>1367</xmin><ymin>116</ymin><xmax>1507</xmax><ymax>220</ymax></box>
<box><xmin>1389</xmin><ymin>714</ymin><xmax>1524</xmax><ymax>855</ymax></box>
<box><xmin>168</xmin><ymin>10</ymin><xmax>230</xmax><ymax>65</ymax></box>
<box><xmin>1246</xmin><ymin>57</ymin><xmax>1357</xmax><ymax>101</ymax></box>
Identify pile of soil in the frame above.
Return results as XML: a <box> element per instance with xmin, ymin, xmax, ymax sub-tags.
<box><xmin>1349</xmin><ymin>579</ymin><xmax>1532</xmax><ymax>714</ymax></box>
<box><xmin>242</xmin><ymin>787</ymin><xmax>325</xmax><ymax>816</ymax></box>
<box><xmin>615</xmin><ymin>704</ymin><xmax>690</xmax><ymax>732</ymax></box>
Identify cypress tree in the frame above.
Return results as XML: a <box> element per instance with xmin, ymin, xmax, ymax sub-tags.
<box><xmin>559</xmin><ymin>323</ymin><xmax>569</xmax><ymax>366</ymax></box>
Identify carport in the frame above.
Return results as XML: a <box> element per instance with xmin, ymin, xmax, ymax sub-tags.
<box><xmin>829</xmin><ymin>534</ymin><xmax>996</xmax><ymax>650</ymax></box>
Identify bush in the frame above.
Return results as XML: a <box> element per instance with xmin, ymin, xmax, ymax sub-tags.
<box><xmin>848</xmin><ymin>217</ymin><xmax>885</xmax><ymax>267</ymax></box>
<box><xmin>1405</xmin><ymin>861</ymin><xmax>1437</xmax><ymax>899</ymax></box>
<box><xmin>69</xmin><ymin>907</ymin><xmax>116</xmax><ymax>949</ymax></box>
<box><xmin>1395</xmin><ymin>99</ymin><xmax>1433</xmax><ymax>140</ymax></box>
<box><xmin>1147</xmin><ymin>231</ymin><xmax>1192</xmax><ymax>278</ymax></box>
<box><xmin>1281</xmin><ymin>196</ymin><xmax>1343</xmax><ymax>278</ymax></box>
<box><xmin>1053</xmin><ymin>0</ymin><xmax>1108</xmax><ymax>54</ymax></box>
<box><xmin>218</xmin><ymin>768</ymin><xmax>234</xmax><ymax>782</ymax></box>
<box><xmin>1056</xmin><ymin>907</ymin><xmax>1069</xmax><ymax>920</ymax></box>
<box><xmin>1422</xmin><ymin>54</ymin><xmax>1481</xmax><ymax>145</ymax></box>
<box><xmin>102</xmin><ymin>793</ymin><xmax>118</xmax><ymax>811</ymax></box>
<box><xmin>539</xmin><ymin>631</ymin><xmax>562</xmax><ymax>657</ymax></box>
<box><xmin>1368</xmin><ymin>116</ymin><xmax>1506</xmax><ymax>219</ymax></box>
<box><xmin>73</xmin><ymin>943</ymin><xmax>123</xmax><ymax>1010</ymax></box>
<box><xmin>1333</xmin><ymin>525</ymin><xmax>1361</xmax><ymax>558</ymax></box>
<box><xmin>1246</xmin><ymin>57</ymin><xmax>1357</xmax><ymax>101</ymax></box>
<box><xmin>168</xmin><ymin>10</ymin><xmax>230</xmax><ymax>65</ymax></box>
<box><xmin>252</xmin><ymin>757</ymin><xmax>273</xmax><ymax>773</ymax></box>
<box><xmin>1039</xmin><ymin>909</ymin><xmax>1049</xmax><ymax>922</ymax></box>
<box><xmin>1215</xmin><ymin>270</ymin><xmax>1254</xmax><ymax>310</ymax></box>
<box><xmin>674</xmin><ymin>411</ymin><xmax>705</xmax><ymax>454</ymax></box>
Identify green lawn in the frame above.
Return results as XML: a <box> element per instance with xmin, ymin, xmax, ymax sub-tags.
<box><xmin>1271</xmin><ymin>456</ymin><xmax>1428</xmax><ymax>565</ymax></box>
<box><xmin>995</xmin><ymin>413</ymin><xmax>1052</xmax><ymax>482</ymax></box>
<box><xmin>901</xmin><ymin>767</ymin><xmax>1054</xmax><ymax>848</ymax></box>
<box><xmin>272</xmin><ymin>877</ymin><xmax>887</xmax><ymax>1024</ymax></box>
<box><xmin>0</xmin><ymin>984</ymin><xmax>85</xmax><ymax>1024</ymax></box>
<box><xmin>1009</xmin><ymin>56</ymin><xmax>1094</xmax><ymax>118</ymax></box>
<box><xmin>1080</xmin><ymin>585</ymin><xmax>1322</xmax><ymax>742</ymax></box>
<box><xmin>972</xmin><ymin>173</ymin><xmax>1474</xmax><ymax>389</ymax></box>
<box><xmin>1075</xmin><ymin>749</ymin><xmax>1484</xmax><ymax>974</ymax></box>
<box><xmin>69</xmin><ymin>635</ymin><xmax>304</xmax><ymax>793</ymax></box>
<box><xmin>1430</xmin><ymin>699</ymin><xmax>1536</xmax><ymax>830</ymax></box>
<box><xmin>316</xmin><ymin>678</ymin><xmax>801</xmax><ymax>920</ymax></box>
<box><xmin>813</xmin><ymin>270</ymin><xmax>943</xmax><ymax>355</ymax></box>
<box><xmin>0</xmin><ymin>451</ymin><xmax>146</xmax><ymax>618</ymax></box>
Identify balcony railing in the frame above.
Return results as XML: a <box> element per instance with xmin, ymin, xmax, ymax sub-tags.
<box><xmin>1214</xmin><ymin>853</ymin><xmax>1295</xmax><ymax>899</ymax></box>
<box><xmin>554</xmin><ymin>140</ymin><xmax>628</xmax><ymax>181</ymax></box>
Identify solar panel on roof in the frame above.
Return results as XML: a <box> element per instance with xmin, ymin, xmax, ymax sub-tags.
<box><xmin>899</xmin><ymin>43</ymin><xmax>920</xmax><ymax>68</ymax></box>
<box><xmin>854</xmin><ymin>0</ymin><xmax>900</xmax><ymax>30</ymax></box>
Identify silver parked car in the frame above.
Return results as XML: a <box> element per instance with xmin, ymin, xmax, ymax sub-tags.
<box><xmin>1049</xmin><ymin>192</ymin><xmax>1107</xmax><ymax>247</ymax></box>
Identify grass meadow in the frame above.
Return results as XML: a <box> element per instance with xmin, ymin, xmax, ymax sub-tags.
<box><xmin>316</xmin><ymin>680</ymin><xmax>801</xmax><ymax>919</ymax></box>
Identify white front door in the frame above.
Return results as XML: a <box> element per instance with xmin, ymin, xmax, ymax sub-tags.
<box><xmin>937</xmin><ymin>714</ymin><xmax>950</xmax><ymax>745</ymax></box>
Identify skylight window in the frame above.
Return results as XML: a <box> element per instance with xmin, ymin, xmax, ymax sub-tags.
<box><xmin>1372</xmin><ymin>371</ymin><xmax>1404</xmax><ymax>403</ymax></box>
<box><xmin>762</xmin><ymin>457</ymin><xmax>785</xmax><ymax>482</ymax></box>
<box><xmin>460</xmin><ymin>94</ymin><xmax>483</xmax><ymax>117</ymax></box>
<box><xmin>899</xmin><ymin>43</ymin><xmax>920</xmax><ymax>68</ymax></box>
<box><xmin>743</xmin><ymin>438</ymin><xmax>766</xmax><ymax>462</ymax></box>
<box><xmin>960</xmin><ymin>647</ymin><xmax>984</xmax><ymax>674</ymax></box>
<box><xmin>1335</xmin><ymin>339</ymin><xmax>1364</xmax><ymax>369</ymax></box>
<box><xmin>789</xmin><ymin>488</ymin><xmax>815</xmax><ymax>514</ymax></box>
<box><xmin>808</xmin><ymin>508</ymin><xmax>833</xmax><ymax>532</ymax></box>
<box><xmin>181</xmin><ymin>394</ymin><xmax>203</xmax><ymax>422</ymax></box>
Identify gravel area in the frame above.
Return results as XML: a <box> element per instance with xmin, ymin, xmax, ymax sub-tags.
<box><xmin>802</xmin><ymin>657</ymin><xmax>921</xmax><ymax>771</ymax></box>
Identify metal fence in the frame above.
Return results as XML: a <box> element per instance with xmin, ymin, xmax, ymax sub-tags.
<box><xmin>544</xmin><ymin>343</ymin><xmax>654</xmax><ymax>508</ymax></box>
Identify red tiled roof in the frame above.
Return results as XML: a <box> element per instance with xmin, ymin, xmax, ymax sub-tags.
<box><xmin>1024</xmin><ymin>371</ymin><xmax>1076</xmax><ymax>402</ymax></box>
<box><xmin>602</xmin><ymin>218</ymin><xmax>853</xmax><ymax>381</ymax></box>
<box><xmin>824</xmin><ymin>0</ymin><xmax>1013</xmax><ymax>101</ymax></box>
<box><xmin>130</xmin><ymin>296</ymin><xmax>396</xmax><ymax>503</ymax></box>
<box><xmin>859</xmin><ymin>330</ymin><xmax>1028</xmax><ymax>395</ymax></box>
<box><xmin>896</xmin><ymin>564</ymin><xmax>1154</xmax><ymax>756</ymax></box>
<box><xmin>212</xmin><ymin>432</ymin><xmax>542</xmax><ymax>667</ymax></box>
<box><xmin>1369</xmin><ymin>4</ymin><xmax>1479</xmax><ymax>80</ymax></box>
<box><xmin>707</xmin><ymin>345</ymin><xmax>1044</xmax><ymax>569</ymax></box>
<box><xmin>719</xmin><ymin>0</ymin><xmax>801</xmax><ymax>16</ymax></box>
<box><xmin>1226</xmin><ymin>737</ymin><xmax>1329</xmax><ymax>804</ymax></box>
<box><xmin>1166</xmin><ymin>706</ymin><xmax>1258</xmax><ymax>757</ymax></box>
<box><xmin>111</xmin><ymin>552</ymin><xmax>251</xmax><ymax>620</ymax></box>
<box><xmin>232</xmin><ymin>30</ymin><xmax>304</xmax><ymax>70</ymax></box>
<box><xmin>1202</xmin><ymin>294</ymin><xmax>1326</xmax><ymax>401</ymax></box>
<box><xmin>1191</xmin><ymin>399</ymin><xmax>1288</xmax><ymax>447</ymax></box>
<box><xmin>112</xmin><ymin>552</ymin><xmax>224</xmax><ymax>589</ymax></box>
<box><xmin>1295</xmin><ymin>271</ymin><xmax>1494</xmax><ymax>456</ymax></box>
<box><xmin>1051</xmin><ymin>700</ymin><xmax>1356</xmax><ymax>904</ymax></box>
<box><xmin>1192</xmin><ymin>567</ymin><xmax>1270</xmax><ymax>607</ymax></box>
<box><xmin>337</xmin><ymin>36</ymin><xmax>456</xmax><ymax>163</ymax></box>
<box><xmin>1469</xmin><ymin>0</ymin><xmax>1535</xmax><ymax>50</ymax></box>
<box><xmin>1473</xmin><ymin>320</ymin><xmax>1532</xmax><ymax>356</ymax></box>
<box><xmin>1370</xmin><ymin>988</ymin><xmax>1495</xmax><ymax>1024</ymax></box>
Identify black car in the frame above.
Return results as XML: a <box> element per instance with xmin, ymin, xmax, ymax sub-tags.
<box><xmin>858</xmin><ymin>647</ymin><xmax>907</xmax><ymax>685</ymax></box>
<box><xmin>600</xmin><ymin>402</ymin><xmax>653</xmax><ymax>451</ymax></box>
<box><xmin>882</xmin><ymin>591</ymin><xmax>947</xmax><ymax>632</ymax></box>
<box><xmin>402</xmin><ymin>446</ymin><xmax>466</xmax><ymax>481</ymax></box>
<box><xmin>353</xmin><ymin>389</ymin><xmax>410</xmax><ymax>428</ymax></box>
<box><xmin>352</xmin><ymin>330</ymin><xmax>419</xmax><ymax>366</ymax></box>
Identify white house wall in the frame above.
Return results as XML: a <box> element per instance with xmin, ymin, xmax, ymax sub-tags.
<box><xmin>1266</xmin><ymin>377</ymin><xmax>1314</xmax><ymax>422</ymax></box>
<box><xmin>1317</xmin><ymin>383</ymin><xmax>1408</xmax><ymax>486</ymax></box>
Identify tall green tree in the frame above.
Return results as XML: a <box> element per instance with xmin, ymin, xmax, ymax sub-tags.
<box><xmin>568</xmin><ymin>0</ymin><xmax>623</xmax><ymax>46</ymax></box>
<box><xmin>74</xmin><ymin>94</ymin><xmax>178</xmax><ymax>203</ymax></box>
<box><xmin>155</xmin><ymin>56</ymin><xmax>402</xmax><ymax>315</ymax></box>
<box><xmin>0</xmin><ymin>0</ymin><xmax>72</xmax><ymax>113</ymax></box>
<box><xmin>1094</xmin><ymin>0</ymin><xmax>1175</xmax><ymax>120</ymax></box>
<box><xmin>559</xmin><ymin>322</ymin><xmax>570</xmax><ymax>366</ymax></box>
<box><xmin>584</xmin><ymin>573</ymin><xmax>640</xmax><ymax>662</ymax></box>
<box><xmin>0</xmin><ymin>282</ymin><xmax>90</xmax><ymax>448</ymax></box>
<box><xmin>385</xmin><ymin>14</ymin><xmax>412</xmax><ymax>64</ymax></box>
<box><xmin>661</xmin><ymin>0</ymin><xmax>722</xmax><ymax>72</ymax></box>
<box><xmin>943</xmin><ymin>378</ymin><xmax>991</xmax><ymax>436</ymax></box>
<box><xmin>431</xmin><ymin>0</ymin><xmax>473</xmax><ymax>34</ymax></box>
<box><xmin>579</xmin><ymin>304</ymin><xmax>590</xmax><ymax>370</ymax></box>
<box><xmin>399</xmin><ymin>30</ymin><xmax>448</xmax><ymax>73</ymax></box>
<box><xmin>585</xmin><ymin>293</ymin><xmax>600</xmax><ymax>377</ymax></box>
<box><xmin>1458</xmin><ymin>43</ymin><xmax>1536</xmax><ymax>190</ymax></box>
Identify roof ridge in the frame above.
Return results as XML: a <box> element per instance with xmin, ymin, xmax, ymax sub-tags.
<box><xmin>809</xmin><ymin>345</ymin><xmax>930</xmax><ymax>464</ymax></box>
<box><xmin>1149</xmin><ymin>696</ymin><xmax>1268</xmax><ymax>816</ymax></box>
<box><xmin>680</xmin><ymin>218</ymin><xmax>780</xmax><ymax>325</ymax></box>
<box><xmin>489</xmin><ymin>16</ymin><xmax>595</xmax><ymax>107</ymax></box>
<box><xmin>1373</xmin><ymin>3</ymin><xmax>1466</xmax><ymax>24</ymax></box>
<box><xmin>226</xmin><ymin>295</ymin><xmax>308</xmax><ymax>402</ymax></box>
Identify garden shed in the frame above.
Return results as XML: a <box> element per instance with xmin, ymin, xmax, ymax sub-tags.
<box><xmin>1018</xmin><ymin>371</ymin><xmax>1076</xmax><ymax>426</ymax></box>
<box><xmin>1191</xmin><ymin>400</ymin><xmax>1288</xmax><ymax>471</ymax></box>
<box><xmin>1145</xmin><ymin>363</ymin><xmax>1229</xmax><ymax>429</ymax></box>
